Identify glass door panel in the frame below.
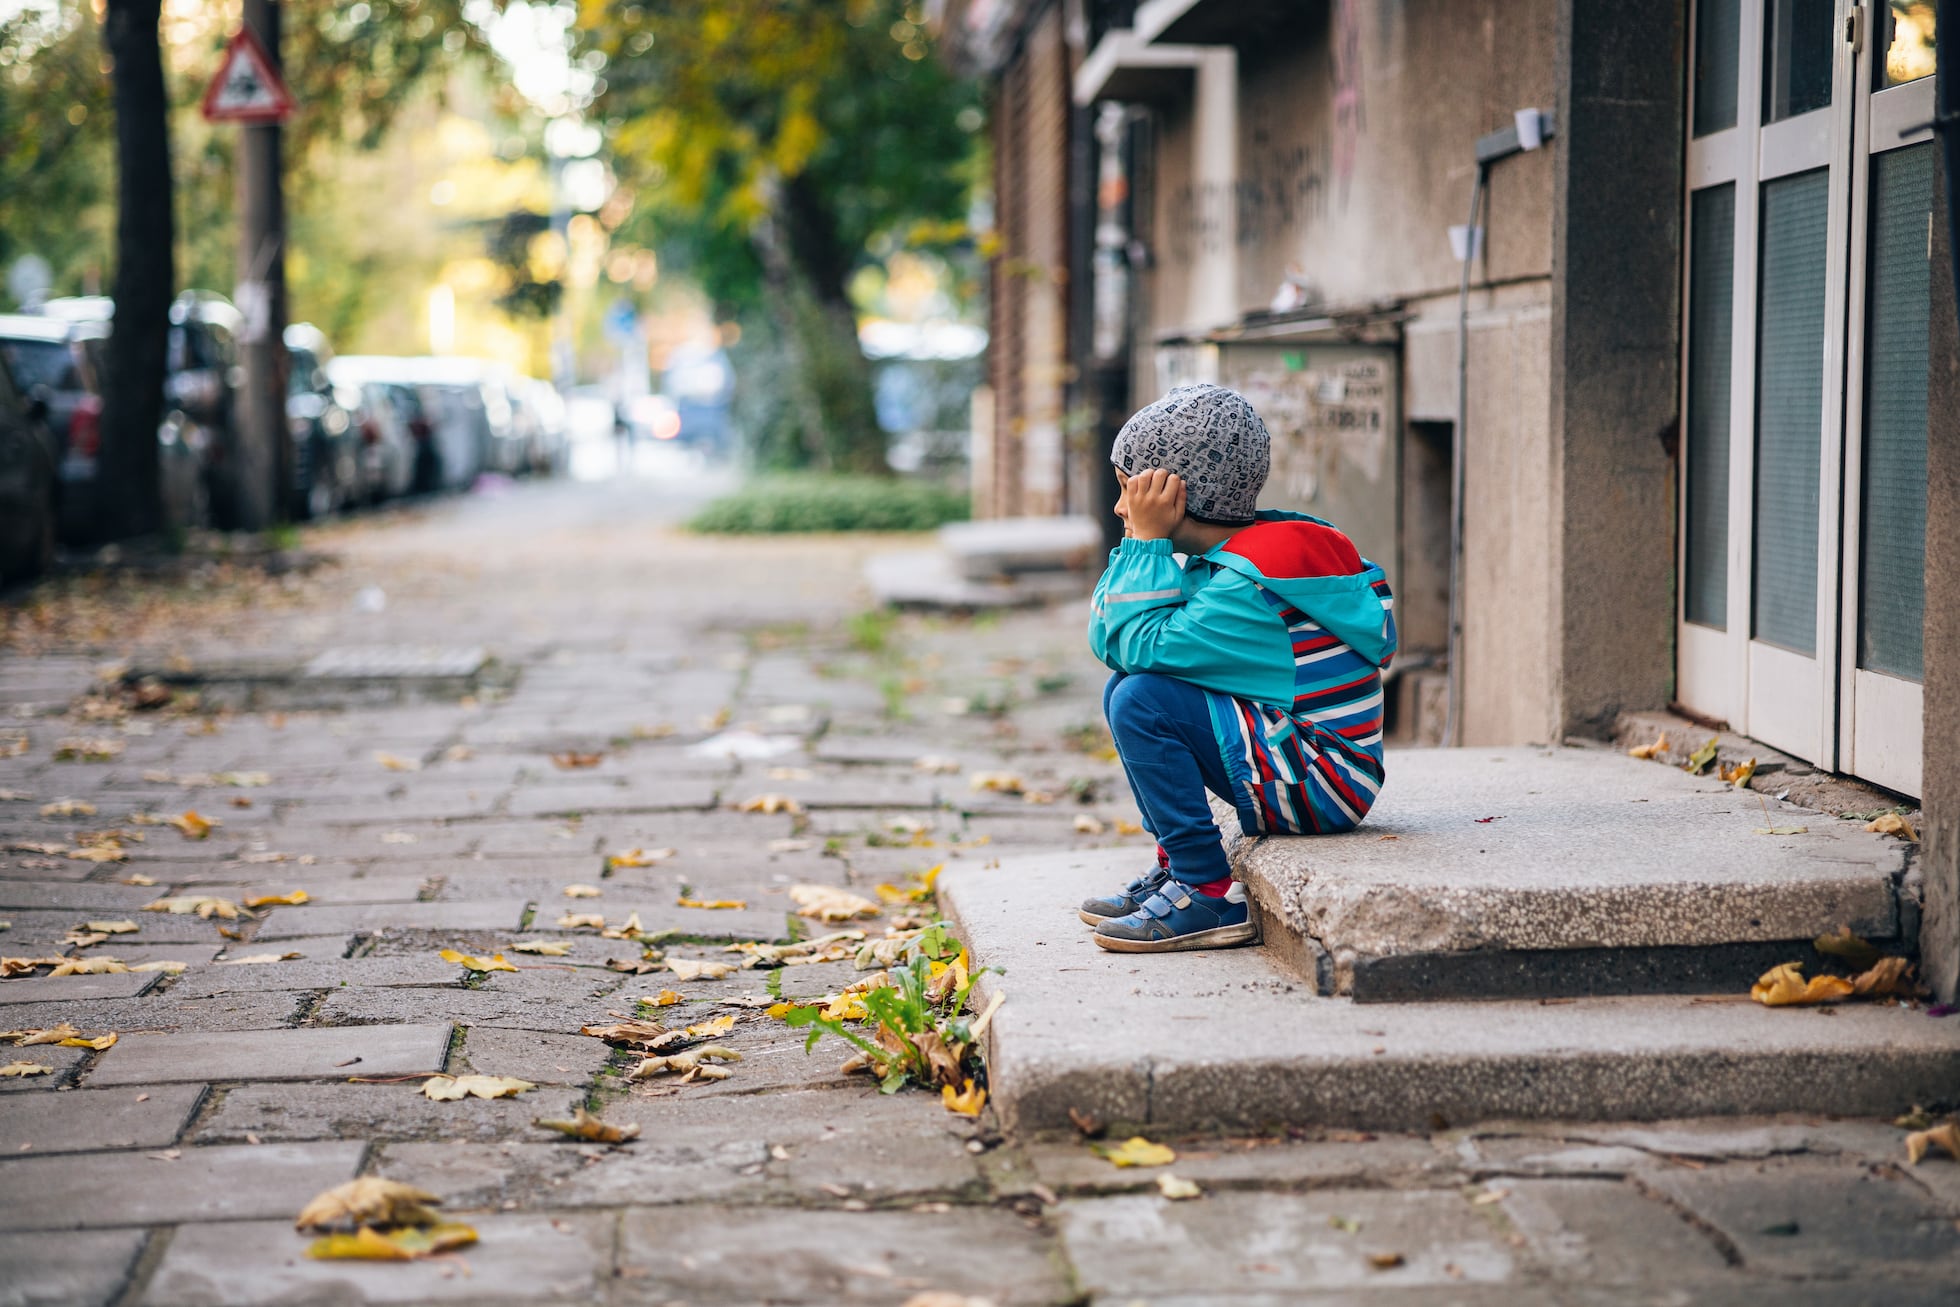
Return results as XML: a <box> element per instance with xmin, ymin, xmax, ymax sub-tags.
<box><xmin>1685</xmin><ymin>184</ymin><xmax>1737</xmax><ymax>630</ymax></box>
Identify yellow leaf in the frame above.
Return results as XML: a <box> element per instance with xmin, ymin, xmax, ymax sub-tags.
<box><xmin>1814</xmin><ymin>926</ymin><xmax>1882</xmax><ymax>971</ymax></box>
<box><xmin>1114</xmin><ymin>819</ymin><xmax>1145</xmax><ymax>836</ymax></box>
<box><xmin>1751</xmin><ymin>962</ymin><xmax>1854</xmax><ymax>1006</ymax></box>
<box><xmin>58</xmin><ymin>1031</ymin><xmax>117</xmax><ymax>1050</ymax></box>
<box><xmin>294</xmin><ymin>1177</ymin><xmax>443</xmax><ymax>1231</ymax></box>
<box><xmin>241</xmin><ymin>891</ymin><xmax>309</xmax><ymax>909</ymax></box>
<box><xmin>128</xmin><ymin>960</ymin><xmax>186</xmax><ymax>974</ymax></box>
<box><xmin>685</xmin><ymin>1014</ymin><xmax>737</xmax><ymax>1038</ymax></box>
<box><xmin>1905</xmin><ymin>1122</ymin><xmax>1960</xmax><ymax>1165</ymax></box>
<box><xmin>1156</xmin><ymin>1173</ymin><xmax>1202</xmax><ymax>1200</ymax></box>
<box><xmin>626</xmin><ymin>1044</ymin><xmax>741</xmax><ymax>1082</ymax></box>
<box><xmin>737</xmin><ymin>793</ymin><xmax>804</xmax><ymax>814</ymax></box>
<box><xmin>550</xmin><ymin>751</ymin><xmax>604</xmax><ymax>769</ymax></box>
<box><xmin>421</xmin><ymin>1074</ymin><xmax>535</xmax><ymax>1101</ymax></box>
<box><xmin>67</xmin><ymin>845</ymin><xmax>127</xmax><ymax>863</ymax></box>
<box><xmin>1073</xmin><ymin>813</ymin><xmax>1107</xmax><ymax>835</ymax></box>
<box><xmin>789</xmin><ymin>884</ymin><xmax>881</xmax><ymax>922</ymax></box>
<box><xmin>438</xmin><ymin>948</ymin><xmax>516</xmax><ymax>974</ymax></box>
<box><xmin>941</xmin><ymin>1078</ymin><xmax>986</xmax><ymax>1118</ymax></box>
<box><xmin>968</xmin><ymin>771</ymin><xmax>1025</xmax><ymax>794</ymax></box>
<box><xmin>1866</xmin><ymin>812</ymin><xmax>1919</xmax><ymax>841</ymax></box>
<box><xmin>607</xmin><ymin>847</ymin><xmax>675</xmax><ymax>869</ymax></box>
<box><xmin>1850</xmin><ymin>955</ymin><xmax>1917</xmax><ymax>999</ymax></box>
<box><xmin>557</xmin><ymin>913</ymin><xmax>606</xmax><ymax>930</ymax></box>
<box><xmin>120</xmin><ymin>873</ymin><xmax>157</xmax><ymax>886</ymax></box>
<box><xmin>601</xmin><ymin>912</ymin><xmax>650</xmax><ymax>939</ymax></box>
<box><xmin>169</xmin><ymin>810</ymin><xmax>218</xmax><ymax>839</ymax></box>
<box><xmin>562</xmin><ymin>884</ymin><xmax>603</xmax><ymax>898</ymax></box>
<box><xmin>649</xmin><ymin>989</ymin><xmax>685</xmax><ymax>1006</ymax></box>
<box><xmin>913</xmin><ymin>755</ymin><xmax>962</xmax><ymax>774</ymax></box>
<box><xmin>47</xmin><ymin>957</ymin><xmax>128</xmax><ymax>977</ymax></box>
<box><xmin>40</xmin><ymin>799</ymin><xmax>96</xmax><ymax>817</ymax></box>
<box><xmin>373</xmin><ymin>752</ymin><xmax>420</xmax><ymax>772</ymax></box>
<box><xmin>1627</xmin><ymin>732</ymin><xmax>1669</xmax><ymax>760</ymax></box>
<box><xmin>534</xmin><ymin>1106</ymin><xmax>640</xmax><ymax>1143</ymax></box>
<box><xmin>83</xmin><ymin>920</ymin><xmax>139</xmax><ymax>934</ymax></box>
<box><xmin>666</xmin><ymin>957</ymin><xmax>736</xmax><ymax>981</ymax></box>
<box><xmin>1</xmin><ymin>1061</ymin><xmax>53</xmax><ymax>1077</ymax></box>
<box><xmin>677</xmin><ymin>897</ymin><xmax>747</xmax><ymax>910</ymax></box>
<box><xmin>579</xmin><ymin>1019</ymin><xmax>679</xmax><ymax>1050</ymax></box>
<box><xmin>1683</xmin><ymin>737</ymin><xmax>1719</xmax><ymax>775</ymax></box>
<box><xmin>214</xmin><ymin>952</ymin><xmax>301</xmax><ymax>965</ymax></box>
<box><xmin>1719</xmin><ymin>758</ymin><xmax>1757</xmax><ymax>790</ymax></box>
<box><xmin>0</xmin><ymin>956</ymin><xmax>67</xmax><ymax>977</ymax></box>
<box><xmin>510</xmin><ymin>939</ymin><xmax>572</xmax><ymax>956</ymax></box>
<box><xmin>821</xmin><ymin>994</ymin><xmax>867</xmax><ymax>1021</ymax></box>
<box><xmin>7</xmin><ymin>1023</ymin><xmax>80</xmax><ymax>1045</ymax></box>
<box><xmin>1368</xmin><ymin>1252</ymin><xmax>1407</xmax><ymax>1270</ymax></box>
<box><xmin>1100</xmin><ymin>1136</ymin><xmax>1176</xmax><ymax>1168</ymax></box>
<box><xmin>144</xmin><ymin>896</ymin><xmax>243</xmax><ymax>920</ymax></box>
<box><xmin>307</xmin><ymin>1223</ymin><xmax>478</xmax><ymax>1261</ymax></box>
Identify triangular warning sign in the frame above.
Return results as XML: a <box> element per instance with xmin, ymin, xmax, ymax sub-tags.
<box><xmin>201</xmin><ymin>28</ymin><xmax>295</xmax><ymax>124</ymax></box>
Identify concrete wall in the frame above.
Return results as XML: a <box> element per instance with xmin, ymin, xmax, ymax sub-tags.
<box><xmin>1924</xmin><ymin>142</ymin><xmax>1958</xmax><ymax>1004</ymax></box>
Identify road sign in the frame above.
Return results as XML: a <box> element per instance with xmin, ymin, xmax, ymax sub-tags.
<box><xmin>201</xmin><ymin>28</ymin><xmax>294</xmax><ymax>124</ymax></box>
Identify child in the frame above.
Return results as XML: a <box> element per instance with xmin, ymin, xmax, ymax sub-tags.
<box><xmin>1084</xmin><ymin>383</ymin><xmax>1397</xmax><ymax>953</ymax></box>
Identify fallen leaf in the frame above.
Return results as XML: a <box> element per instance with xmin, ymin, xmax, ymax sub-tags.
<box><xmin>557</xmin><ymin>913</ymin><xmax>606</xmax><ymax>930</ymax></box>
<box><xmin>1814</xmin><ymin>926</ymin><xmax>1883</xmax><ymax>971</ymax></box>
<box><xmin>509</xmin><ymin>939</ymin><xmax>572</xmax><ymax>956</ymax></box>
<box><xmin>1866</xmin><ymin>812</ymin><xmax>1919</xmax><ymax>841</ymax></box>
<box><xmin>551</xmin><ymin>751</ymin><xmax>603</xmax><ymax>769</ymax></box>
<box><xmin>215</xmin><ymin>953</ymin><xmax>301</xmax><ymax>965</ymax></box>
<box><xmin>54</xmin><ymin>737</ymin><xmax>123</xmax><ymax>761</ymax></box>
<box><xmin>1098</xmin><ymin>1136</ymin><xmax>1175</xmax><ymax>1168</ymax></box>
<box><xmin>40</xmin><ymin>799</ymin><xmax>96</xmax><ymax>818</ymax></box>
<box><xmin>1751</xmin><ymin>962</ymin><xmax>1855</xmax><ymax>1006</ymax></box>
<box><xmin>83</xmin><ymin>920</ymin><xmax>139</xmax><ymax>935</ymax></box>
<box><xmin>684</xmin><ymin>1014</ymin><xmax>737</xmax><ymax>1038</ymax></box>
<box><xmin>626</xmin><ymin>1044</ymin><xmax>741</xmax><ymax>1082</ymax></box>
<box><xmin>1905</xmin><ymin>1122</ymin><xmax>1960</xmax><ymax>1165</ymax></box>
<box><xmin>1328</xmin><ymin>1215</ymin><xmax>1361</xmax><ymax>1233</ymax></box>
<box><xmin>534</xmin><ymin>1106</ymin><xmax>639</xmax><ymax>1143</ymax></box>
<box><xmin>1627</xmin><ymin>733</ymin><xmax>1669</xmax><ymax>760</ymax></box>
<box><xmin>374</xmin><ymin>752</ymin><xmax>421</xmax><ymax>772</ymax></box>
<box><xmin>1683</xmin><ymin>737</ymin><xmax>1719</xmax><ymax>775</ymax></box>
<box><xmin>1072</xmin><ymin>813</ymin><xmax>1106</xmax><ymax>835</ymax></box>
<box><xmin>4</xmin><ymin>1024</ymin><xmax>78</xmax><ymax>1045</ymax></box>
<box><xmin>307</xmin><ymin>1223</ymin><xmax>478</xmax><ymax>1261</ymax></box>
<box><xmin>789</xmin><ymin>884</ymin><xmax>880</xmax><ymax>922</ymax></box>
<box><xmin>144</xmin><ymin>895</ymin><xmax>244</xmax><ymax>920</ymax></box>
<box><xmin>579</xmin><ymin>1019</ymin><xmax>683</xmax><ymax>1051</ymax></box>
<box><xmin>601</xmin><ymin>912</ymin><xmax>651</xmax><ymax>940</ymax></box>
<box><xmin>1850</xmin><ymin>955</ymin><xmax>1917</xmax><ymax>999</ymax></box>
<box><xmin>47</xmin><ymin>957</ymin><xmax>129</xmax><ymax>977</ymax></box>
<box><xmin>294</xmin><ymin>1177</ymin><xmax>443</xmax><ymax>1231</ymax></box>
<box><xmin>606</xmin><ymin>956</ymin><xmax>667</xmax><ymax>975</ymax></box>
<box><xmin>607</xmin><ymin>847</ymin><xmax>675</xmax><ymax>869</ymax></box>
<box><xmin>0</xmin><ymin>956</ymin><xmax>66</xmax><ymax>977</ymax></box>
<box><xmin>737</xmin><ymin>793</ymin><xmax>804</xmax><ymax>815</ymax></box>
<box><xmin>1368</xmin><ymin>1252</ymin><xmax>1406</xmax><ymax>1270</ymax></box>
<box><xmin>941</xmin><ymin>1078</ymin><xmax>987</xmax><ymax>1117</ymax></box>
<box><xmin>666</xmin><ymin>957</ymin><xmax>737</xmax><ymax>981</ymax></box>
<box><xmin>10</xmin><ymin>841</ymin><xmax>68</xmax><ymax>855</ymax></box>
<box><xmin>67</xmin><ymin>844</ymin><xmax>127</xmax><ymax>863</ymax></box>
<box><xmin>1753</xmin><ymin>826</ymin><xmax>1809</xmax><ymax>836</ymax></box>
<box><xmin>1471</xmin><ymin>1187</ymin><xmax>1511</xmax><ymax>1205</ymax></box>
<box><xmin>168</xmin><ymin>811</ymin><xmax>218</xmax><ymax>839</ymax></box>
<box><xmin>649</xmin><ymin>989</ymin><xmax>686</xmax><ymax>1006</ymax></box>
<box><xmin>913</xmin><ymin>755</ymin><xmax>962</xmax><ymax>774</ymax></box>
<box><xmin>242</xmin><ymin>891</ymin><xmax>309</xmax><ymax>909</ymax></box>
<box><xmin>120</xmin><ymin>874</ymin><xmax>158</xmax><ymax>887</ymax></box>
<box><xmin>128</xmin><ymin>960</ymin><xmax>186</xmax><ymax>974</ymax></box>
<box><xmin>59</xmin><ymin>1031</ymin><xmax>118</xmax><ymax>1050</ymax></box>
<box><xmin>421</xmin><ymin>1074</ymin><xmax>535</xmax><ymax>1101</ymax></box>
<box><xmin>438</xmin><ymin>948</ymin><xmax>517</xmax><ymax>974</ymax></box>
<box><xmin>1156</xmin><ymin>1173</ymin><xmax>1202</xmax><ymax>1200</ymax></box>
<box><xmin>562</xmin><ymin>884</ymin><xmax>603</xmax><ymax>899</ymax></box>
<box><xmin>677</xmin><ymin>897</ymin><xmax>747</xmax><ymax>910</ymax></box>
<box><xmin>1720</xmin><ymin>758</ymin><xmax>1757</xmax><ymax>790</ymax></box>
<box><xmin>767</xmin><ymin>766</ymin><xmax>813</xmax><ymax>781</ymax></box>
<box><xmin>1</xmin><ymin>1062</ymin><xmax>54</xmax><ymax>1077</ymax></box>
<box><xmin>968</xmin><ymin>771</ymin><xmax>1025</xmax><ymax>794</ymax></box>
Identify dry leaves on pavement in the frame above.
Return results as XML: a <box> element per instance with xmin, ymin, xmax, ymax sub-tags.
<box><xmin>562</xmin><ymin>884</ymin><xmax>602</xmax><ymax>898</ymax></box>
<box><xmin>789</xmin><ymin>884</ymin><xmax>881</xmax><ymax>922</ymax></box>
<box><xmin>1905</xmin><ymin>1123</ymin><xmax>1960</xmax><ymax>1164</ymax></box>
<box><xmin>737</xmin><ymin>793</ymin><xmax>804</xmax><ymax>815</ymax></box>
<box><xmin>373</xmin><ymin>752</ymin><xmax>421</xmax><ymax>772</ymax></box>
<box><xmin>215</xmin><ymin>953</ymin><xmax>301</xmax><ymax>965</ymax></box>
<box><xmin>607</xmin><ymin>847</ymin><xmax>675</xmax><ymax>869</ymax></box>
<box><xmin>1866</xmin><ymin>812</ymin><xmax>1919</xmax><ymax>841</ymax></box>
<box><xmin>550</xmin><ymin>751</ymin><xmax>603</xmax><ymax>769</ymax></box>
<box><xmin>4</xmin><ymin>1023</ymin><xmax>116</xmax><ymax>1049</ymax></box>
<box><xmin>626</xmin><ymin>1044</ymin><xmax>741</xmax><ymax>1082</ymax></box>
<box><xmin>684</xmin><ymin>1014</ymin><xmax>737</xmax><ymax>1038</ymax></box>
<box><xmin>677</xmin><ymin>897</ymin><xmax>747</xmax><ymax>910</ymax></box>
<box><xmin>941</xmin><ymin>1078</ymin><xmax>986</xmax><ymax>1118</ymax></box>
<box><xmin>534</xmin><ymin>1106</ymin><xmax>639</xmax><ymax>1143</ymax></box>
<box><xmin>556</xmin><ymin>912</ymin><xmax>606</xmax><ymax>930</ymax></box>
<box><xmin>913</xmin><ymin>755</ymin><xmax>962</xmax><ymax>774</ymax></box>
<box><xmin>1156</xmin><ymin>1174</ymin><xmax>1202</xmax><ymax>1200</ymax></box>
<box><xmin>46</xmin><ymin>957</ymin><xmax>129</xmax><ymax>977</ymax></box>
<box><xmin>420</xmin><ymin>1074</ymin><xmax>535</xmax><ymax>1101</ymax></box>
<box><xmin>509</xmin><ymin>940</ymin><xmax>572</xmax><ymax>956</ymax></box>
<box><xmin>295</xmin><ymin>1177</ymin><xmax>444</xmax><ymax>1231</ymax></box>
<box><xmin>307</xmin><ymin>1224</ymin><xmax>478</xmax><ymax>1261</ymax></box>
<box><xmin>242</xmin><ymin>891</ymin><xmax>309</xmax><ymax>909</ymax></box>
<box><xmin>666</xmin><ymin>957</ymin><xmax>736</xmax><ymax>981</ymax></box>
<box><xmin>1</xmin><ymin>1062</ymin><xmax>53</xmax><ymax>1077</ymax></box>
<box><xmin>145</xmin><ymin>896</ymin><xmax>245</xmax><ymax>920</ymax></box>
<box><xmin>1098</xmin><ymin>1136</ymin><xmax>1176</xmax><ymax>1168</ymax></box>
<box><xmin>579</xmin><ymin>1019</ymin><xmax>685</xmax><ymax>1053</ymax></box>
<box><xmin>601</xmin><ymin>912</ymin><xmax>655</xmax><ymax>940</ymax></box>
<box><xmin>1626</xmin><ymin>733</ymin><xmax>1669</xmax><ymax>760</ymax></box>
<box><xmin>1719</xmin><ymin>758</ymin><xmax>1757</xmax><ymax>789</ymax></box>
<box><xmin>647</xmin><ymin>989</ymin><xmax>686</xmax><ymax>1005</ymax></box>
<box><xmin>1682</xmin><ymin>737</ymin><xmax>1719</xmax><ymax>775</ymax></box>
<box><xmin>40</xmin><ymin>799</ymin><xmax>96</xmax><ymax>817</ymax></box>
<box><xmin>438</xmin><ymin>949</ymin><xmax>516</xmax><ymax>974</ymax></box>
<box><xmin>168</xmin><ymin>811</ymin><xmax>218</xmax><ymax>839</ymax></box>
<box><xmin>1750</xmin><ymin>957</ymin><xmax>1919</xmax><ymax>1006</ymax></box>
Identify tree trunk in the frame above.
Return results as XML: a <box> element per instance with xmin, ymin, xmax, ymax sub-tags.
<box><xmin>98</xmin><ymin>0</ymin><xmax>172</xmax><ymax>540</ymax></box>
<box><xmin>772</xmin><ymin>173</ymin><xmax>888</xmax><ymax>476</ymax></box>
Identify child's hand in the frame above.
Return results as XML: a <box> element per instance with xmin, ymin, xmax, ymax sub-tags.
<box><xmin>1124</xmin><ymin>468</ymin><xmax>1186</xmax><ymax>541</ymax></box>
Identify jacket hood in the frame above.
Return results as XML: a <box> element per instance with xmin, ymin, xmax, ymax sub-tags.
<box><xmin>1202</xmin><ymin>511</ymin><xmax>1397</xmax><ymax>667</ymax></box>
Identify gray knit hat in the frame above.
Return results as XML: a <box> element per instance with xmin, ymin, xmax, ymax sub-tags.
<box><xmin>1110</xmin><ymin>383</ymin><xmax>1271</xmax><ymax>526</ymax></box>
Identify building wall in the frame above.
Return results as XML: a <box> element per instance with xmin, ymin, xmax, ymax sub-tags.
<box><xmin>1924</xmin><ymin>143</ymin><xmax>1958</xmax><ymax>1003</ymax></box>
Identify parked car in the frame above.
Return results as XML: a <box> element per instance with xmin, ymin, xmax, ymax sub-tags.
<box><xmin>0</xmin><ymin>313</ymin><xmax>105</xmax><ymax>543</ymax></box>
<box><xmin>283</xmin><ymin>323</ymin><xmax>360</xmax><ymax>518</ymax></box>
<box><xmin>511</xmin><ymin>376</ymin><xmax>568</xmax><ymax>475</ymax></box>
<box><xmin>331</xmin><ymin>375</ymin><xmax>424</xmax><ymax>501</ymax></box>
<box><xmin>0</xmin><ymin>343</ymin><xmax>58</xmax><ymax>584</ymax></box>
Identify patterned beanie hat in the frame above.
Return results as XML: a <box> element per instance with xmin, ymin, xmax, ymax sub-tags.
<box><xmin>1110</xmin><ymin>383</ymin><xmax>1271</xmax><ymax>526</ymax></box>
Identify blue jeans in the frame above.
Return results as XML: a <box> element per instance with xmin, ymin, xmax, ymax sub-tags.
<box><xmin>1104</xmin><ymin>672</ymin><xmax>1249</xmax><ymax>886</ymax></box>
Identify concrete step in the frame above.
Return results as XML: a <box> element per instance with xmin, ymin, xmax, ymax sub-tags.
<box><xmin>865</xmin><ymin>550</ymin><xmax>1091</xmax><ymax>610</ymax></box>
<box><xmin>1221</xmin><ymin>746</ymin><xmax>1910</xmax><ymax>1001</ymax></box>
<box><xmin>939</xmin><ymin>850</ymin><xmax>1960</xmax><ymax>1135</ymax></box>
<box><xmin>939</xmin><ymin>515</ymin><xmax>1104</xmax><ymax>580</ymax></box>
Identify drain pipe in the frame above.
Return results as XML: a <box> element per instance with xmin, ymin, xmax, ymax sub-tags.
<box><xmin>1443</xmin><ymin>109</ymin><xmax>1555</xmax><ymax>748</ymax></box>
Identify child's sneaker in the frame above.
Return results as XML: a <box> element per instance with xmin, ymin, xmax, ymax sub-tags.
<box><xmin>1092</xmin><ymin>881</ymin><xmax>1257</xmax><ymax>952</ymax></box>
<box><xmin>1077</xmin><ymin>865</ymin><xmax>1172</xmax><ymax>926</ymax></box>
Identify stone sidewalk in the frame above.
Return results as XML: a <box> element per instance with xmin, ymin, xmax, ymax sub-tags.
<box><xmin>1</xmin><ymin>474</ymin><xmax>1956</xmax><ymax>1305</ymax></box>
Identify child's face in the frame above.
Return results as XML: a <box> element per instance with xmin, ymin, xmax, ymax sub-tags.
<box><xmin>1112</xmin><ymin>468</ymin><xmax>1138</xmax><ymax>536</ymax></box>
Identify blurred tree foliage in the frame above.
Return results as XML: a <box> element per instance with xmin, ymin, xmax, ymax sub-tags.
<box><xmin>0</xmin><ymin>3</ymin><xmax>117</xmax><ymax>293</ymax></box>
<box><xmin>576</xmin><ymin>0</ymin><xmax>982</xmax><ymax>473</ymax></box>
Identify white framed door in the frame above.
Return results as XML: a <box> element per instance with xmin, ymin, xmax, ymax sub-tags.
<box><xmin>1678</xmin><ymin>0</ymin><xmax>1934</xmax><ymax>797</ymax></box>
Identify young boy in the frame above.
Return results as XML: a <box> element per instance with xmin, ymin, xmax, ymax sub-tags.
<box><xmin>1084</xmin><ymin>382</ymin><xmax>1397</xmax><ymax>953</ymax></box>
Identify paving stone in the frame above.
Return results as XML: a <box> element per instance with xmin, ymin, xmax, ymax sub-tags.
<box><xmin>195</xmin><ymin>1082</ymin><xmax>552</xmax><ymax>1145</ymax></box>
<box><xmin>0</xmin><ymin>1141</ymin><xmax>363</xmax><ymax>1231</ymax></box>
<box><xmin>372</xmin><ymin>1139</ymin><xmax>599</xmax><ymax>1208</ymax></box>
<box><xmin>615</xmin><ymin>1205</ymin><xmax>1070</xmax><ymax>1304</ymax></box>
<box><xmin>0</xmin><ymin>908</ymin><xmax>234</xmax><ymax>945</ymax></box>
<box><xmin>210</xmin><ymin>933</ymin><xmax>354</xmax><ymax>962</ymax></box>
<box><xmin>0</xmin><ymin>880</ymin><xmax>170</xmax><ymax>911</ymax></box>
<box><xmin>0</xmin><ymin>1043</ymin><xmax>85</xmax><ymax>1091</ymax></box>
<box><xmin>171</xmin><ymin>954</ymin><xmax>462</xmax><ymax>997</ymax></box>
<box><xmin>310</xmin><ymin>985</ymin><xmax>619</xmax><ymax>1033</ymax></box>
<box><xmin>0</xmin><ymin>1084</ymin><xmax>205</xmax><ymax>1155</ymax></box>
<box><xmin>0</xmin><ymin>1227</ymin><xmax>148</xmax><ymax>1307</ymax></box>
<box><xmin>506</xmin><ymin>777</ymin><xmax>719</xmax><ymax>817</ymax></box>
<box><xmin>251</xmin><ymin>899</ymin><xmax>528</xmax><ymax>940</ymax></box>
<box><xmin>1</xmin><ymin>992</ymin><xmax>306</xmax><ymax>1037</ymax></box>
<box><xmin>1024</xmin><ymin>1133</ymin><xmax>1456</xmax><ymax>1195</ymax></box>
<box><xmin>1497</xmin><ymin>1177</ymin><xmax>1734</xmax><ymax>1283</ymax></box>
<box><xmin>89</xmin><ymin>1023</ymin><xmax>452</xmax><ymax>1085</ymax></box>
<box><xmin>172</xmin><ymin>875</ymin><xmax>434</xmax><ymax>905</ymax></box>
<box><xmin>142</xmin><ymin>1212</ymin><xmax>613</xmax><ymax>1305</ymax></box>
<box><xmin>1059</xmin><ymin>1189</ymin><xmax>1518</xmax><ymax>1296</ymax></box>
<box><xmin>99</xmin><ymin>941</ymin><xmax>226</xmax><ymax>966</ymax></box>
<box><xmin>1643</xmin><ymin>1157</ymin><xmax>1960</xmax><ymax>1279</ymax></box>
<box><xmin>0</xmin><ymin>971</ymin><xmax>158</xmax><ymax>1006</ymax></box>
<box><xmin>457</xmin><ymin>1026</ymin><xmax>613</xmax><ymax>1085</ymax></box>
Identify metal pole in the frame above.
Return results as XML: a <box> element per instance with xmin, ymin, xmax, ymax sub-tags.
<box><xmin>234</xmin><ymin>0</ymin><xmax>288</xmax><ymax>529</ymax></box>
